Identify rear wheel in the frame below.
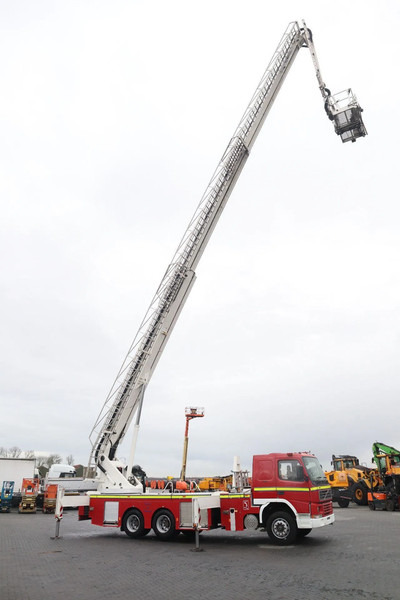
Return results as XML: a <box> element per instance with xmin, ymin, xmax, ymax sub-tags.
<box><xmin>386</xmin><ymin>498</ymin><xmax>396</xmax><ymax>511</ymax></box>
<box><xmin>266</xmin><ymin>511</ymin><xmax>297</xmax><ymax>545</ymax></box>
<box><xmin>122</xmin><ymin>509</ymin><xmax>150</xmax><ymax>538</ymax></box>
<box><xmin>152</xmin><ymin>509</ymin><xmax>176</xmax><ymax>541</ymax></box>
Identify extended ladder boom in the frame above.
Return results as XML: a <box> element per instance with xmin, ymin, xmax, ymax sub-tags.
<box><xmin>88</xmin><ymin>22</ymin><xmax>366</xmax><ymax>489</ymax></box>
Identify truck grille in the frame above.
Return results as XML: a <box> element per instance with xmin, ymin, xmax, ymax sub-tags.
<box><xmin>319</xmin><ymin>488</ymin><xmax>332</xmax><ymax>501</ymax></box>
<box><xmin>321</xmin><ymin>501</ymin><xmax>333</xmax><ymax>516</ymax></box>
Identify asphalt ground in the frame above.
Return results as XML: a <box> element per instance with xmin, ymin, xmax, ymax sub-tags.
<box><xmin>0</xmin><ymin>503</ymin><xmax>398</xmax><ymax>600</ymax></box>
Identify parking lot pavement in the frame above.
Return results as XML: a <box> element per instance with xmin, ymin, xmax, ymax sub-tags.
<box><xmin>0</xmin><ymin>504</ymin><xmax>398</xmax><ymax>600</ymax></box>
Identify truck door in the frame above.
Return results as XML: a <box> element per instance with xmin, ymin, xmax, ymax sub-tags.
<box><xmin>276</xmin><ymin>459</ymin><xmax>310</xmax><ymax>513</ymax></box>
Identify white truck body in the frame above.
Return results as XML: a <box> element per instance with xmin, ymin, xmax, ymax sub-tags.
<box><xmin>45</xmin><ymin>477</ymin><xmax>98</xmax><ymax>492</ymax></box>
<box><xmin>0</xmin><ymin>458</ymin><xmax>37</xmax><ymax>493</ymax></box>
<box><xmin>44</xmin><ymin>464</ymin><xmax>98</xmax><ymax>492</ymax></box>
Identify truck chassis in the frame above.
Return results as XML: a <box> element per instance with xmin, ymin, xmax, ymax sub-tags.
<box><xmin>71</xmin><ymin>486</ymin><xmax>333</xmax><ymax>546</ymax></box>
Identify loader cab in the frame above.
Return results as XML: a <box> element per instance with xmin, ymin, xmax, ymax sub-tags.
<box><xmin>332</xmin><ymin>455</ymin><xmax>359</xmax><ymax>471</ymax></box>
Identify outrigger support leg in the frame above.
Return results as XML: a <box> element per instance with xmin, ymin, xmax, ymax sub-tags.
<box><xmin>191</xmin><ymin>528</ymin><xmax>203</xmax><ymax>553</ymax></box>
<box><xmin>51</xmin><ymin>517</ymin><xmax>62</xmax><ymax>540</ymax></box>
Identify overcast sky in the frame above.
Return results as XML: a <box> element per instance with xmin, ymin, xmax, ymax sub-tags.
<box><xmin>1</xmin><ymin>0</ymin><xmax>399</xmax><ymax>478</ymax></box>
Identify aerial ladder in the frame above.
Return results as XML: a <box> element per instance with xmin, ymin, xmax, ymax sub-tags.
<box><xmin>85</xmin><ymin>21</ymin><xmax>367</xmax><ymax>493</ymax></box>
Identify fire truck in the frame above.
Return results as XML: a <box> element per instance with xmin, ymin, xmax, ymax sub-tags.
<box><xmin>69</xmin><ymin>453</ymin><xmax>332</xmax><ymax>545</ymax></box>
<box><xmin>55</xmin><ymin>20</ymin><xmax>366</xmax><ymax>544</ymax></box>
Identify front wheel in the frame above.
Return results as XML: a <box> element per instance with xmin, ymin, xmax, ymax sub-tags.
<box><xmin>353</xmin><ymin>482</ymin><xmax>367</xmax><ymax>506</ymax></box>
<box><xmin>152</xmin><ymin>509</ymin><xmax>176</xmax><ymax>541</ymax></box>
<box><xmin>266</xmin><ymin>511</ymin><xmax>297</xmax><ymax>545</ymax></box>
<box><xmin>122</xmin><ymin>509</ymin><xmax>150</xmax><ymax>538</ymax></box>
<box><xmin>338</xmin><ymin>498</ymin><xmax>350</xmax><ymax>508</ymax></box>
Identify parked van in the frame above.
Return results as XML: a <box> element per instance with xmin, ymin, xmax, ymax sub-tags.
<box><xmin>48</xmin><ymin>464</ymin><xmax>76</xmax><ymax>478</ymax></box>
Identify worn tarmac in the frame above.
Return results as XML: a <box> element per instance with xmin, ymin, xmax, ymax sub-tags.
<box><xmin>0</xmin><ymin>503</ymin><xmax>398</xmax><ymax>600</ymax></box>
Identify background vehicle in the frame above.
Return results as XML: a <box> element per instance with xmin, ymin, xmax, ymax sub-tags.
<box><xmin>18</xmin><ymin>478</ymin><xmax>39</xmax><ymax>513</ymax></box>
<box><xmin>0</xmin><ymin>458</ymin><xmax>37</xmax><ymax>508</ymax></box>
<box><xmin>325</xmin><ymin>468</ymin><xmax>352</xmax><ymax>508</ymax></box>
<box><xmin>44</xmin><ymin>463</ymin><xmax>97</xmax><ymax>493</ymax></box>
<box><xmin>47</xmin><ymin>464</ymin><xmax>76</xmax><ymax>478</ymax></box>
<box><xmin>0</xmin><ymin>458</ymin><xmax>36</xmax><ymax>495</ymax></box>
<box><xmin>325</xmin><ymin>455</ymin><xmax>379</xmax><ymax>507</ymax></box>
<box><xmin>43</xmin><ymin>484</ymin><xmax>58</xmax><ymax>514</ymax></box>
<box><xmin>0</xmin><ymin>481</ymin><xmax>14</xmax><ymax>513</ymax></box>
<box><xmin>370</xmin><ymin>442</ymin><xmax>400</xmax><ymax>511</ymax></box>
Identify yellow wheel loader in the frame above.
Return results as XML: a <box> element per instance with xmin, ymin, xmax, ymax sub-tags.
<box><xmin>325</xmin><ymin>455</ymin><xmax>380</xmax><ymax>506</ymax></box>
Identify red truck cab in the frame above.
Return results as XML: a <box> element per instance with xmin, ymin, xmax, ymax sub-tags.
<box><xmin>218</xmin><ymin>452</ymin><xmax>334</xmax><ymax>544</ymax></box>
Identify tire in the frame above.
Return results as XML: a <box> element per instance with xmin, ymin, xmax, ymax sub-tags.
<box><xmin>353</xmin><ymin>482</ymin><xmax>368</xmax><ymax>506</ymax></box>
<box><xmin>368</xmin><ymin>502</ymin><xmax>376</xmax><ymax>511</ymax></box>
<box><xmin>122</xmin><ymin>509</ymin><xmax>150</xmax><ymax>538</ymax></box>
<box><xmin>386</xmin><ymin>498</ymin><xmax>395</xmax><ymax>512</ymax></box>
<box><xmin>338</xmin><ymin>498</ymin><xmax>350</xmax><ymax>508</ymax></box>
<box><xmin>152</xmin><ymin>509</ymin><xmax>176</xmax><ymax>541</ymax></box>
<box><xmin>297</xmin><ymin>528</ymin><xmax>312</xmax><ymax>538</ymax></box>
<box><xmin>266</xmin><ymin>511</ymin><xmax>297</xmax><ymax>545</ymax></box>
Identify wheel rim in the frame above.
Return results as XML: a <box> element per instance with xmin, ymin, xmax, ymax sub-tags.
<box><xmin>156</xmin><ymin>514</ymin><xmax>172</xmax><ymax>533</ymax></box>
<box><xmin>355</xmin><ymin>489</ymin><xmax>363</xmax><ymax>500</ymax></box>
<box><xmin>271</xmin><ymin>517</ymin><xmax>290</xmax><ymax>540</ymax></box>
<box><xmin>126</xmin><ymin>514</ymin><xmax>140</xmax><ymax>533</ymax></box>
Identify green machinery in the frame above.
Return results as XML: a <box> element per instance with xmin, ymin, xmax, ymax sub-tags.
<box><xmin>370</xmin><ymin>442</ymin><xmax>400</xmax><ymax>511</ymax></box>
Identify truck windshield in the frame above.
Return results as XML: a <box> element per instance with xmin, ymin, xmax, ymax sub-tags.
<box><xmin>303</xmin><ymin>457</ymin><xmax>328</xmax><ymax>485</ymax></box>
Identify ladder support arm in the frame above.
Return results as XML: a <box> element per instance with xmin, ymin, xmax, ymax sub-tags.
<box><xmin>88</xmin><ymin>21</ymin><xmax>367</xmax><ymax>489</ymax></box>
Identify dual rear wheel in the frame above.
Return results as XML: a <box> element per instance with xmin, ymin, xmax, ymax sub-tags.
<box><xmin>152</xmin><ymin>509</ymin><xmax>176</xmax><ymax>540</ymax></box>
<box><xmin>122</xmin><ymin>509</ymin><xmax>150</xmax><ymax>538</ymax></box>
<box><xmin>122</xmin><ymin>508</ymin><xmax>176</xmax><ymax>540</ymax></box>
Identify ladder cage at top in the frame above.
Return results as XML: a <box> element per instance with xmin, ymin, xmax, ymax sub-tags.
<box><xmin>328</xmin><ymin>88</ymin><xmax>367</xmax><ymax>143</ymax></box>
